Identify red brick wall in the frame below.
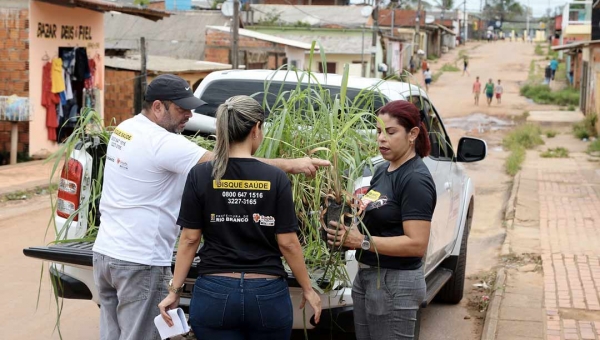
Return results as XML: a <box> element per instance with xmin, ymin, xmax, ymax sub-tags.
<box><xmin>0</xmin><ymin>8</ymin><xmax>30</xmax><ymax>159</ymax></box>
<box><xmin>205</xmin><ymin>29</ymin><xmax>287</xmax><ymax>66</ymax></box>
<box><xmin>148</xmin><ymin>1</ymin><xmax>166</xmax><ymax>10</ymax></box>
<box><xmin>104</xmin><ymin>68</ymin><xmax>137</xmax><ymax>127</ymax></box>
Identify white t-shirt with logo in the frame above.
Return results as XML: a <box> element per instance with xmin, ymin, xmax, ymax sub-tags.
<box><xmin>93</xmin><ymin>114</ymin><xmax>207</xmax><ymax>266</ymax></box>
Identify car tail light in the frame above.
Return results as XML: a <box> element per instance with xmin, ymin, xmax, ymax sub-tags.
<box><xmin>57</xmin><ymin>158</ymin><xmax>83</xmax><ymax>221</ymax></box>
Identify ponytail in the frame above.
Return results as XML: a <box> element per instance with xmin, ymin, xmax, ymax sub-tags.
<box><xmin>212</xmin><ymin>96</ymin><xmax>266</xmax><ymax>183</ymax></box>
<box><xmin>415</xmin><ymin>121</ymin><xmax>431</xmax><ymax>158</ymax></box>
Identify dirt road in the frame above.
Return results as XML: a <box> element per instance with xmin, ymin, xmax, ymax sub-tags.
<box><xmin>0</xmin><ymin>196</ymin><xmax>99</xmax><ymax>339</ymax></box>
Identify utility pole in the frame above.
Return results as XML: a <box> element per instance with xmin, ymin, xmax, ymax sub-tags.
<box><xmin>415</xmin><ymin>0</ymin><xmax>422</xmax><ymax>53</ymax></box>
<box><xmin>232</xmin><ymin>0</ymin><xmax>240</xmax><ymax>69</ymax></box>
<box><xmin>526</xmin><ymin>0</ymin><xmax>530</xmax><ymax>39</ymax></box>
<box><xmin>463</xmin><ymin>0</ymin><xmax>467</xmax><ymax>44</ymax></box>
<box><xmin>140</xmin><ymin>37</ymin><xmax>147</xmax><ymax>103</ymax></box>
<box><xmin>361</xmin><ymin>27</ymin><xmax>366</xmax><ymax>77</ymax></box>
<box><xmin>371</xmin><ymin>0</ymin><xmax>379</xmax><ymax>77</ymax></box>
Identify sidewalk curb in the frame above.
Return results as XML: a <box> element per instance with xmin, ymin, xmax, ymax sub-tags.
<box><xmin>480</xmin><ymin>267</ymin><xmax>507</xmax><ymax>340</ymax></box>
<box><xmin>481</xmin><ymin>171</ymin><xmax>521</xmax><ymax>340</ymax></box>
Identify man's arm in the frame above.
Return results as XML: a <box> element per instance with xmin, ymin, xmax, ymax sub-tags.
<box><xmin>196</xmin><ymin>150</ymin><xmax>330</xmax><ymax>176</ymax></box>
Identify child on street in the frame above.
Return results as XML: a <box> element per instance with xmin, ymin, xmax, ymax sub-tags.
<box><xmin>495</xmin><ymin>79</ymin><xmax>504</xmax><ymax>104</ymax></box>
<box><xmin>485</xmin><ymin>78</ymin><xmax>495</xmax><ymax>106</ymax></box>
<box><xmin>424</xmin><ymin>68</ymin><xmax>432</xmax><ymax>91</ymax></box>
<box><xmin>473</xmin><ymin>76</ymin><xmax>481</xmax><ymax>105</ymax></box>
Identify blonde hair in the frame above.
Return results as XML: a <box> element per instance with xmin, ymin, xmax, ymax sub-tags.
<box><xmin>212</xmin><ymin>95</ymin><xmax>266</xmax><ymax>183</ymax></box>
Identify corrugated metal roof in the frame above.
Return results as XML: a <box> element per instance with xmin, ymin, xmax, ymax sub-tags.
<box><xmin>105</xmin><ymin>55</ymin><xmax>232</xmax><ymax>73</ymax></box>
<box><xmin>105</xmin><ymin>11</ymin><xmax>229</xmax><ymax>60</ymax></box>
<box><xmin>36</xmin><ymin>0</ymin><xmax>169</xmax><ymax>21</ymax></box>
<box><xmin>249</xmin><ymin>4</ymin><xmax>370</xmax><ymax>28</ymax></box>
<box><xmin>207</xmin><ymin>26</ymin><xmax>316</xmax><ymax>50</ymax></box>
<box><xmin>265</xmin><ymin>32</ymin><xmax>371</xmax><ymax>54</ymax></box>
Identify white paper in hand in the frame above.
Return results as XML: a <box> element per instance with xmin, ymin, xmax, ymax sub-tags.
<box><xmin>154</xmin><ymin>308</ymin><xmax>190</xmax><ymax>339</ymax></box>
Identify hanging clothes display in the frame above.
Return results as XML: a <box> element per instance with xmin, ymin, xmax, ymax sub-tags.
<box><xmin>50</xmin><ymin>58</ymin><xmax>65</xmax><ymax>94</ymax></box>
<box><xmin>85</xmin><ymin>58</ymin><xmax>95</xmax><ymax>89</ymax></box>
<box><xmin>42</xmin><ymin>61</ymin><xmax>59</xmax><ymax>141</ymax></box>
<box><xmin>74</xmin><ymin>47</ymin><xmax>91</xmax><ymax>81</ymax></box>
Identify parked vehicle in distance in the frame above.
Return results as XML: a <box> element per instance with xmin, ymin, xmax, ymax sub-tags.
<box><xmin>24</xmin><ymin>70</ymin><xmax>486</xmax><ymax>338</ymax></box>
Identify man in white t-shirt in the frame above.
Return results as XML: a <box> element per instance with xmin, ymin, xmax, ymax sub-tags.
<box><xmin>92</xmin><ymin>74</ymin><xmax>329</xmax><ymax>340</ymax></box>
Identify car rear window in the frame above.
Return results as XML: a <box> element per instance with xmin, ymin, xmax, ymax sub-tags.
<box><xmin>195</xmin><ymin>79</ymin><xmax>387</xmax><ymax>119</ymax></box>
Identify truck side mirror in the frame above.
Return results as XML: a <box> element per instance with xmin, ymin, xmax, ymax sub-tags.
<box><xmin>456</xmin><ymin>137</ymin><xmax>487</xmax><ymax>162</ymax></box>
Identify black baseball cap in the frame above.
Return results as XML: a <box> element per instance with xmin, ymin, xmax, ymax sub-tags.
<box><xmin>145</xmin><ymin>74</ymin><xmax>206</xmax><ymax>111</ymax></box>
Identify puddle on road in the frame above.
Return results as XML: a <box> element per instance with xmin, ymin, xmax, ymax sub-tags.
<box><xmin>444</xmin><ymin>113</ymin><xmax>515</xmax><ymax>133</ymax></box>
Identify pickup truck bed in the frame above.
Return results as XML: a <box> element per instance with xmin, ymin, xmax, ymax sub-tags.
<box><xmin>24</xmin><ymin>243</ymin><xmax>453</xmax><ymax>309</ymax></box>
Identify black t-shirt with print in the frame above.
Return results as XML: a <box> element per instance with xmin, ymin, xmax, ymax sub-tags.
<box><xmin>177</xmin><ymin>158</ymin><xmax>299</xmax><ymax>278</ymax></box>
<box><xmin>357</xmin><ymin>156</ymin><xmax>437</xmax><ymax>270</ymax></box>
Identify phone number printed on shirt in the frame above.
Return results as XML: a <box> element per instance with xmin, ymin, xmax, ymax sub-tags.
<box><xmin>227</xmin><ymin>198</ymin><xmax>258</xmax><ymax>205</ymax></box>
<box><xmin>222</xmin><ymin>191</ymin><xmax>264</xmax><ymax>199</ymax></box>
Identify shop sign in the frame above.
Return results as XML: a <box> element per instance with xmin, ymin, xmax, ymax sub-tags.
<box><xmin>36</xmin><ymin>22</ymin><xmax>93</xmax><ymax>41</ymax></box>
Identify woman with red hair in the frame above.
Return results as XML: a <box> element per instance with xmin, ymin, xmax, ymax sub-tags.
<box><xmin>325</xmin><ymin>100</ymin><xmax>437</xmax><ymax>339</ymax></box>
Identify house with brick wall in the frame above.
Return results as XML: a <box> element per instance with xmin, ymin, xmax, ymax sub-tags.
<box><xmin>205</xmin><ymin>26</ymin><xmax>316</xmax><ymax>71</ymax></box>
<box><xmin>0</xmin><ymin>0</ymin><xmax>167</xmax><ymax>164</ymax></box>
<box><xmin>0</xmin><ymin>2</ymin><xmax>30</xmax><ymax>165</ymax></box>
<box><xmin>242</xmin><ymin>4</ymin><xmax>382</xmax><ymax>77</ymax></box>
<box><xmin>103</xmin><ymin>55</ymin><xmax>231</xmax><ymax>126</ymax></box>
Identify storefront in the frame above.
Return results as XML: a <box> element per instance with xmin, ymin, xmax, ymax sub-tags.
<box><xmin>28</xmin><ymin>0</ymin><xmax>167</xmax><ymax>158</ymax></box>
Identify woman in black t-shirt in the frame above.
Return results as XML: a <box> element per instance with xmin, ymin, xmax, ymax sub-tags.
<box><xmin>158</xmin><ymin>95</ymin><xmax>321</xmax><ymax>339</ymax></box>
<box><xmin>325</xmin><ymin>100</ymin><xmax>436</xmax><ymax>340</ymax></box>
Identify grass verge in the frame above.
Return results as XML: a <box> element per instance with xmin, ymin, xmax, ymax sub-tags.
<box><xmin>573</xmin><ymin>113</ymin><xmax>598</xmax><ymax>140</ymax></box>
<box><xmin>541</xmin><ymin>147</ymin><xmax>569</xmax><ymax>158</ymax></box>
<box><xmin>588</xmin><ymin>139</ymin><xmax>600</xmax><ymax>155</ymax></box>
<box><xmin>440</xmin><ymin>63</ymin><xmax>460</xmax><ymax>72</ymax></box>
<box><xmin>545</xmin><ymin>130</ymin><xmax>557</xmax><ymax>138</ymax></box>
<box><xmin>520</xmin><ymin>84</ymin><xmax>579</xmax><ymax>106</ymax></box>
<box><xmin>503</xmin><ymin>124</ymin><xmax>544</xmax><ymax>175</ymax></box>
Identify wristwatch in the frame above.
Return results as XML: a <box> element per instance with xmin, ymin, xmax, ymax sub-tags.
<box><xmin>360</xmin><ymin>234</ymin><xmax>371</xmax><ymax>251</ymax></box>
<box><xmin>168</xmin><ymin>279</ymin><xmax>184</xmax><ymax>294</ymax></box>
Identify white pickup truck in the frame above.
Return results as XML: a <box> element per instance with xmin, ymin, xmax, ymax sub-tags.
<box><xmin>24</xmin><ymin>70</ymin><xmax>486</xmax><ymax>338</ymax></box>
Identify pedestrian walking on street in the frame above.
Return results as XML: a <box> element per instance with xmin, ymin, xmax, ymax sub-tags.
<box><xmin>462</xmin><ymin>56</ymin><xmax>470</xmax><ymax>76</ymax></box>
<box><xmin>485</xmin><ymin>78</ymin><xmax>495</xmax><ymax>106</ymax></box>
<box><xmin>409</xmin><ymin>56</ymin><xmax>415</xmax><ymax>74</ymax></box>
<box><xmin>92</xmin><ymin>74</ymin><xmax>329</xmax><ymax>340</ymax></box>
<box><xmin>473</xmin><ymin>76</ymin><xmax>482</xmax><ymax>105</ymax></box>
<box><xmin>158</xmin><ymin>95</ymin><xmax>322</xmax><ymax>339</ymax></box>
<box><xmin>495</xmin><ymin>79</ymin><xmax>504</xmax><ymax>104</ymax></box>
<box><xmin>421</xmin><ymin>58</ymin><xmax>428</xmax><ymax>74</ymax></box>
<box><xmin>325</xmin><ymin>100</ymin><xmax>436</xmax><ymax>340</ymax></box>
<box><xmin>544</xmin><ymin>63</ymin><xmax>552</xmax><ymax>84</ymax></box>
<box><xmin>424</xmin><ymin>68</ymin><xmax>432</xmax><ymax>91</ymax></box>
<box><xmin>550</xmin><ymin>58</ymin><xmax>559</xmax><ymax>80</ymax></box>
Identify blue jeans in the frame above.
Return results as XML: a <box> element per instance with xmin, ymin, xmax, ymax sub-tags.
<box><xmin>352</xmin><ymin>267</ymin><xmax>426</xmax><ymax>340</ymax></box>
<box><xmin>189</xmin><ymin>274</ymin><xmax>293</xmax><ymax>340</ymax></box>
<box><xmin>92</xmin><ymin>252</ymin><xmax>172</xmax><ymax>340</ymax></box>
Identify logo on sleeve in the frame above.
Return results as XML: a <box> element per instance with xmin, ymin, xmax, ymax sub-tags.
<box><xmin>253</xmin><ymin>213</ymin><xmax>275</xmax><ymax>226</ymax></box>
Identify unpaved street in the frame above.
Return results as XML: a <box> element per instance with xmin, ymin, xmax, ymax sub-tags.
<box><xmin>3</xmin><ymin>41</ymin><xmax>550</xmax><ymax>339</ymax></box>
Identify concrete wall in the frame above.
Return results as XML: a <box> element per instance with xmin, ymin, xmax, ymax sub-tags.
<box><xmin>0</xmin><ymin>7</ymin><xmax>29</xmax><ymax>162</ymax></box>
<box><xmin>29</xmin><ymin>1</ymin><xmax>105</xmax><ymax>158</ymax></box>
<box><xmin>307</xmin><ymin>53</ymin><xmax>366</xmax><ymax>76</ymax></box>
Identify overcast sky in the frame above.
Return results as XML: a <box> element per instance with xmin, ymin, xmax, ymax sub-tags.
<box><xmin>464</xmin><ymin>0</ymin><xmax>568</xmax><ymax>17</ymax></box>
<box><xmin>351</xmin><ymin>0</ymin><xmax>569</xmax><ymax>18</ymax></box>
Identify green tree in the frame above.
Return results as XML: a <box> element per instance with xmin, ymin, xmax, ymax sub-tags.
<box><xmin>483</xmin><ymin>0</ymin><xmax>524</xmax><ymax>22</ymax></box>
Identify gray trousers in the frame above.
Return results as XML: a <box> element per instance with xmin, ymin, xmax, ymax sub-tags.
<box><xmin>93</xmin><ymin>252</ymin><xmax>173</xmax><ymax>340</ymax></box>
<box><xmin>352</xmin><ymin>267</ymin><xmax>426</xmax><ymax>340</ymax></box>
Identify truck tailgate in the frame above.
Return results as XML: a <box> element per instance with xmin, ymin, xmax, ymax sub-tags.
<box><xmin>24</xmin><ymin>242</ymin><xmax>94</xmax><ymax>266</ymax></box>
<box><xmin>23</xmin><ymin>242</ymin><xmax>301</xmax><ymax>287</ymax></box>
